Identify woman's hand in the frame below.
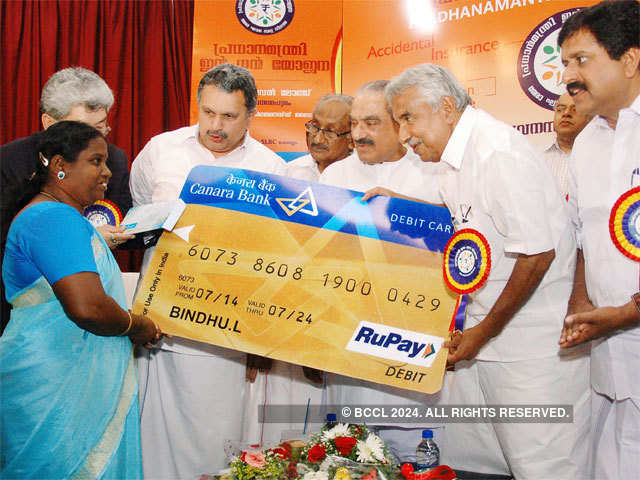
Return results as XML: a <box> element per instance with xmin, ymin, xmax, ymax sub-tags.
<box><xmin>128</xmin><ymin>313</ymin><xmax>163</xmax><ymax>346</ymax></box>
<box><xmin>98</xmin><ymin>225</ymin><xmax>135</xmax><ymax>250</ymax></box>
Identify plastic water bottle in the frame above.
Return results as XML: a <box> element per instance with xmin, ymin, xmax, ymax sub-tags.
<box><xmin>325</xmin><ymin>413</ymin><xmax>337</xmax><ymax>429</ymax></box>
<box><xmin>416</xmin><ymin>429</ymin><xmax>439</xmax><ymax>470</ymax></box>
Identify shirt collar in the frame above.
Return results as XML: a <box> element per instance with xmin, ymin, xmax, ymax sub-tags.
<box><xmin>441</xmin><ymin>105</ymin><xmax>475</xmax><ymax>170</ymax></box>
<box><xmin>545</xmin><ymin>139</ymin><xmax>563</xmax><ymax>153</ymax></box>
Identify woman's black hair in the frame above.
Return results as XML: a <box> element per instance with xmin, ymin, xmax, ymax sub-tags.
<box><xmin>1</xmin><ymin>121</ymin><xmax>104</xmax><ymax>238</ymax></box>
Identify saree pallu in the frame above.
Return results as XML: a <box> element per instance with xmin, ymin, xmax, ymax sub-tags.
<box><xmin>0</xmin><ymin>233</ymin><xmax>143</xmax><ymax>479</ymax></box>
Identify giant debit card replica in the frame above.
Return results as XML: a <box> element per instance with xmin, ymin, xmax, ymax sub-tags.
<box><xmin>133</xmin><ymin>166</ymin><xmax>459</xmax><ymax>393</ymax></box>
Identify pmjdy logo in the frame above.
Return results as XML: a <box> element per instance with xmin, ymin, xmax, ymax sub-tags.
<box><xmin>517</xmin><ymin>8</ymin><xmax>581</xmax><ymax>110</ymax></box>
<box><xmin>236</xmin><ymin>0</ymin><xmax>295</xmax><ymax>35</ymax></box>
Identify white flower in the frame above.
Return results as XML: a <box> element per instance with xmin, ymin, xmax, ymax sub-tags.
<box><xmin>303</xmin><ymin>471</ymin><xmax>329</xmax><ymax>480</ymax></box>
<box><xmin>322</xmin><ymin>423</ymin><xmax>351</xmax><ymax>440</ymax></box>
<box><xmin>318</xmin><ymin>457</ymin><xmax>334</xmax><ymax>471</ymax></box>
<box><xmin>356</xmin><ymin>433</ymin><xmax>387</xmax><ymax>463</ymax></box>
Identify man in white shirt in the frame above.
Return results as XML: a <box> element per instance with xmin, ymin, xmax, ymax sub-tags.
<box><xmin>287</xmin><ymin>94</ymin><xmax>353</xmax><ymax>182</ymax></box>
<box><xmin>320</xmin><ymin>80</ymin><xmax>440</xmax><ymax>204</ymax></box>
<box><xmin>130</xmin><ymin>63</ymin><xmax>286</xmax><ymax>479</ymax></box>
<box><xmin>557</xmin><ymin>2</ymin><xmax>640</xmax><ymax>478</ymax></box>
<box><xmin>386</xmin><ymin>64</ymin><xmax>590</xmax><ymax>479</ymax></box>
<box><xmin>319</xmin><ymin>80</ymin><xmax>443</xmax><ymax>462</ymax></box>
<box><xmin>542</xmin><ymin>93</ymin><xmax>590</xmax><ymax>199</ymax></box>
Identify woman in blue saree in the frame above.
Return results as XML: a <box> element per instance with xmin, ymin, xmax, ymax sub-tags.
<box><xmin>0</xmin><ymin>121</ymin><xmax>162</xmax><ymax>479</ymax></box>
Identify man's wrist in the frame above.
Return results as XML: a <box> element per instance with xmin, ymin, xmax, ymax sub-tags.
<box><xmin>620</xmin><ymin>295</ymin><xmax>640</xmax><ymax>328</ymax></box>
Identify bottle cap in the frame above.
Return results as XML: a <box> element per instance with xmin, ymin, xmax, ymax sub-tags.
<box><xmin>422</xmin><ymin>429</ymin><xmax>434</xmax><ymax>439</ymax></box>
<box><xmin>326</xmin><ymin>413</ymin><xmax>337</xmax><ymax>422</ymax></box>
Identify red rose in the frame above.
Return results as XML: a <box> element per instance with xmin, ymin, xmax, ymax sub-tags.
<box><xmin>240</xmin><ymin>452</ymin><xmax>247</xmax><ymax>462</ymax></box>
<box><xmin>272</xmin><ymin>446</ymin><xmax>290</xmax><ymax>460</ymax></box>
<box><xmin>333</xmin><ymin>436</ymin><xmax>357</xmax><ymax>456</ymax></box>
<box><xmin>307</xmin><ymin>444</ymin><xmax>327</xmax><ymax>463</ymax></box>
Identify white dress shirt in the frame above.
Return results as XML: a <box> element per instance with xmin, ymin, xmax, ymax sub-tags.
<box><xmin>319</xmin><ymin>148</ymin><xmax>442</xmax><ymax>204</ymax></box>
<box><xmin>439</xmin><ymin>107</ymin><xmax>576</xmax><ymax>361</ymax></box>
<box><xmin>286</xmin><ymin>153</ymin><xmax>321</xmax><ymax>182</ymax></box>
<box><xmin>130</xmin><ymin>125</ymin><xmax>287</xmax><ymax>355</ymax></box>
<box><xmin>542</xmin><ymin>140</ymin><xmax>571</xmax><ymax>200</ymax></box>
<box><xmin>568</xmin><ymin>94</ymin><xmax>640</xmax><ymax>400</ymax></box>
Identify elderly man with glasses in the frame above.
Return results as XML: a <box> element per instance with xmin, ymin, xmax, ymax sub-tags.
<box><xmin>286</xmin><ymin>94</ymin><xmax>353</xmax><ymax>182</ymax></box>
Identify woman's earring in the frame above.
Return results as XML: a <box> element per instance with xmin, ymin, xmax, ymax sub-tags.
<box><xmin>57</xmin><ymin>171</ymin><xmax>66</xmax><ymax>180</ymax></box>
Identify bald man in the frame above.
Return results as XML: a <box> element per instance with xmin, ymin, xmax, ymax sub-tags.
<box><xmin>287</xmin><ymin>94</ymin><xmax>353</xmax><ymax>181</ymax></box>
<box><xmin>542</xmin><ymin>93</ymin><xmax>590</xmax><ymax>198</ymax></box>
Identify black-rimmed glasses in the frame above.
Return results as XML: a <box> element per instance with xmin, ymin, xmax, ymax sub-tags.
<box><xmin>305</xmin><ymin>122</ymin><xmax>350</xmax><ymax>141</ymax></box>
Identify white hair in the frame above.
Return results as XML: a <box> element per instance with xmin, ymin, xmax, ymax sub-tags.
<box><xmin>386</xmin><ymin>63</ymin><xmax>471</xmax><ymax>111</ymax></box>
<box><xmin>40</xmin><ymin>67</ymin><xmax>114</xmax><ymax>119</ymax></box>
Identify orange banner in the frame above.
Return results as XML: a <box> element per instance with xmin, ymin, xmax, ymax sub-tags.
<box><xmin>342</xmin><ymin>0</ymin><xmax>600</xmax><ymax>149</ymax></box>
<box><xmin>190</xmin><ymin>0</ymin><xmax>342</xmax><ymax>158</ymax></box>
<box><xmin>192</xmin><ymin>0</ymin><xmax>601</xmax><ymax>154</ymax></box>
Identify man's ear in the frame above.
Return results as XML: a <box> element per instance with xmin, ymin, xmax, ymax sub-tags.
<box><xmin>621</xmin><ymin>47</ymin><xmax>640</xmax><ymax>78</ymax></box>
<box><xmin>247</xmin><ymin>109</ymin><xmax>256</xmax><ymax>123</ymax></box>
<box><xmin>439</xmin><ymin>96</ymin><xmax>458</xmax><ymax>124</ymax></box>
<box><xmin>41</xmin><ymin>113</ymin><xmax>57</xmax><ymax>130</ymax></box>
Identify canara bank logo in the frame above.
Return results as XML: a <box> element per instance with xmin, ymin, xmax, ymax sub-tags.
<box><xmin>276</xmin><ymin>186</ymin><xmax>318</xmax><ymax>217</ymax></box>
<box><xmin>346</xmin><ymin>321</ymin><xmax>443</xmax><ymax>368</ymax></box>
<box><xmin>236</xmin><ymin>0</ymin><xmax>295</xmax><ymax>35</ymax></box>
<box><xmin>517</xmin><ymin>8</ymin><xmax>581</xmax><ymax>110</ymax></box>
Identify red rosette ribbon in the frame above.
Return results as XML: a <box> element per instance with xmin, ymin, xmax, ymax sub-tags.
<box><xmin>333</xmin><ymin>436</ymin><xmax>357</xmax><ymax>456</ymax></box>
<box><xmin>307</xmin><ymin>444</ymin><xmax>327</xmax><ymax>463</ymax></box>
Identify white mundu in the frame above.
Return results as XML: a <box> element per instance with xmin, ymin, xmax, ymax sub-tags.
<box><xmin>568</xmin><ymin>95</ymin><xmax>640</xmax><ymax>479</ymax></box>
<box><xmin>130</xmin><ymin>124</ymin><xmax>286</xmax><ymax>478</ymax></box>
<box><xmin>437</xmin><ymin>106</ymin><xmax>590</xmax><ymax>479</ymax></box>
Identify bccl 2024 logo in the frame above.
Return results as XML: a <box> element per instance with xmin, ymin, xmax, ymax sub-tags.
<box><xmin>236</xmin><ymin>0</ymin><xmax>295</xmax><ymax>35</ymax></box>
<box><xmin>517</xmin><ymin>8</ymin><xmax>582</xmax><ymax>110</ymax></box>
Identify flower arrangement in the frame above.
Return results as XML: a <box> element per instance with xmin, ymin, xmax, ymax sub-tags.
<box><xmin>297</xmin><ymin>423</ymin><xmax>399</xmax><ymax>479</ymax></box>
<box><xmin>228</xmin><ymin>444</ymin><xmax>292</xmax><ymax>480</ymax></box>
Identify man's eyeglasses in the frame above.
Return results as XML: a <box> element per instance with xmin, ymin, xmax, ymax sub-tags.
<box><xmin>555</xmin><ymin>105</ymin><xmax>577</xmax><ymax>115</ymax></box>
<box><xmin>305</xmin><ymin>122</ymin><xmax>350</xmax><ymax>141</ymax></box>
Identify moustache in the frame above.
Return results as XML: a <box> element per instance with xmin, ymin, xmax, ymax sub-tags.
<box><xmin>310</xmin><ymin>142</ymin><xmax>329</xmax><ymax>150</ymax></box>
<box><xmin>566</xmin><ymin>82</ymin><xmax>587</xmax><ymax>96</ymax></box>
<box><xmin>355</xmin><ymin>138</ymin><xmax>375</xmax><ymax>147</ymax></box>
<box><xmin>407</xmin><ymin>137</ymin><xmax>423</xmax><ymax>148</ymax></box>
<box><xmin>207</xmin><ymin>130</ymin><xmax>228</xmax><ymax>139</ymax></box>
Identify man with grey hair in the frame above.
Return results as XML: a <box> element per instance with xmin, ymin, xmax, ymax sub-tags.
<box><xmin>287</xmin><ymin>94</ymin><xmax>353</xmax><ymax>181</ymax></box>
<box><xmin>386</xmin><ymin>63</ymin><xmax>590</xmax><ymax>478</ymax></box>
<box><xmin>130</xmin><ymin>63</ymin><xmax>286</xmax><ymax>478</ymax></box>
<box><xmin>0</xmin><ymin>66</ymin><xmax>133</xmax><ymax>332</ymax></box>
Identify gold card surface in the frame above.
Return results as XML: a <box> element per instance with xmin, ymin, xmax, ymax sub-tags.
<box><xmin>133</xmin><ymin>166</ymin><xmax>458</xmax><ymax>393</ymax></box>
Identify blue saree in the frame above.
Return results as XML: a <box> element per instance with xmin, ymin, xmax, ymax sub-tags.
<box><xmin>0</xmin><ymin>203</ymin><xmax>142</xmax><ymax>479</ymax></box>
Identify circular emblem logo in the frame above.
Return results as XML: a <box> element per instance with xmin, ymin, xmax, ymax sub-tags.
<box><xmin>443</xmin><ymin>229</ymin><xmax>491</xmax><ymax>295</ymax></box>
<box><xmin>517</xmin><ymin>8</ymin><xmax>582</xmax><ymax>110</ymax></box>
<box><xmin>84</xmin><ymin>199</ymin><xmax>122</xmax><ymax>228</ymax></box>
<box><xmin>609</xmin><ymin>186</ymin><xmax>640</xmax><ymax>261</ymax></box>
<box><xmin>236</xmin><ymin>0</ymin><xmax>295</xmax><ymax>35</ymax></box>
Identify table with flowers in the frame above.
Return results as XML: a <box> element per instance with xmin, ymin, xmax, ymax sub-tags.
<box><xmin>202</xmin><ymin>423</ymin><xmax>457</xmax><ymax>480</ymax></box>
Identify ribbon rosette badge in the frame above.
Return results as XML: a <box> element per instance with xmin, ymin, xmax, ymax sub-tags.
<box><xmin>84</xmin><ymin>199</ymin><xmax>123</xmax><ymax>227</ymax></box>
<box><xmin>609</xmin><ymin>186</ymin><xmax>640</xmax><ymax>262</ymax></box>
<box><xmin>443</xmin><ymin>228</ymin><xmax>491</xmax><ymax>294</ymax></box>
